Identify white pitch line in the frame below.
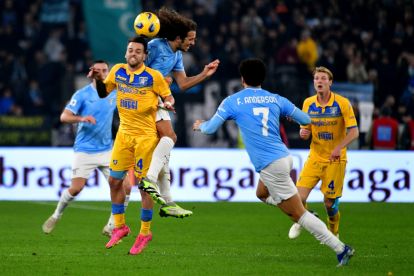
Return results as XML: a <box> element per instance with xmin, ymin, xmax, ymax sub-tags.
<box><xmin>32</xmin><ymin>201</ymin><xmax>110</xmax><ymax>212</ymax></box>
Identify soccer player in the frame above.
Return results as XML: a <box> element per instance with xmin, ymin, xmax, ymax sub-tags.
<box><xmin>139</xmin><ymin>7</ymin><xmax>220</xmax><ymax>217</ymax></box>
<box><xmin>102</xmin><ymin>8</ymin><xmax>220</xmax><ymax>231</ymax></box>
<box><xmin>90</xmin><ymin>36</ymin><xmax>174</xmax><ymax>255</ymax></box>
<box><xmin>288</xmin><ymin>66</ymin><xmax>359</xmax><ymax>240</ymax></box>
<box><xmin>193</xmin><ymin>58</ymin><xmax>354</xmax><ymax>266</ymax></box>
<box><xmin>42</xmin><ymin>60</ymin><xmax>117</xmax><ymax>234</ymax></box>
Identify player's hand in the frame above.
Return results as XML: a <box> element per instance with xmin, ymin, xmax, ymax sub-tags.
<box><xmin>80</xmin><ymin>115</ymin><xmax>96</xmax><ymax>124</ymax></box>
<box><xmin>204</xmin><ymin>59</ymin><xmax>220</xmax><ymax>77</ymax></box>
<box><xmin>164</xmin><ymin>76</ymin><xmax>173</xmax><ymax>86</ymax></box>
<box><xmin>159</xmin><ymin>101</ymin><xmax>175</xmax><ymax>113</ymax></box>
<box><xmin>299</xmin><ymin>128</ymin><xmax>311</xmax><ymax>140</ymax></box>
<box><xmin>329</xmin><ymin>146</ymin><xmax>341</xmax><ymax>162</ymax></box>
<box><xmin>193</xmin><ymin>119</ymin><xmax>205</xmax><ymax>131</ymax></box>
<box><xmin>87</xmin><ymin>66</ymin><xmax>104</xmax><ymax>80</ymax></box>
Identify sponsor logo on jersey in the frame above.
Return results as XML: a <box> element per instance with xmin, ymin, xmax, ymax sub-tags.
<box><xmin>116</xmin><ymin>75</ymin><xmax>127</xmax><ymax>81</ymax></box>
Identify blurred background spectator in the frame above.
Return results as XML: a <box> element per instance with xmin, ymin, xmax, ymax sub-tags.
<box><xmin>0</xmin><ymin>0</ymin><xmax>413</xmax><ymax>149</ymax></box>
<box><xmin>366</xmin><ymin>107</ymin><xmax>399</xmax><ymax>150</ymax></box>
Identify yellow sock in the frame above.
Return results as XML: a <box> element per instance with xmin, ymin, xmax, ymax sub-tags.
<box><xmin>140</xmin><ymin>221</ymin><xmax>151</xmax><ymax>235</ymax></box>
<box><xmin>113</xmin><ymin>213</ymin><xmax>125</xmax><ymax>228</ymax></box>
<box><xmin>327</xmin><ymin>211</ymin><xmax>340</xmax><ymax>235</ymax></box>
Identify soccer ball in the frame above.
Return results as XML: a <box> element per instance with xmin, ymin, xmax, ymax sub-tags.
<box><xmin>133</xmin><ymin>12</ymin><xmax>160</xmax><ymax>38</ymax></box>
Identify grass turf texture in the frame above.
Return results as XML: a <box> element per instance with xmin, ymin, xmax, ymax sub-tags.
<box><xmin>0</xmin><ymin>201</ymin><xmax>413</xmax><ymax>275</ymax></box>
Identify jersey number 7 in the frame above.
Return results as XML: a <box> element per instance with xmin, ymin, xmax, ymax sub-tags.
<box><xmin>253</xmin><ymin>107</ymin><xmax>269</xmax><ymax>136</ymax></box>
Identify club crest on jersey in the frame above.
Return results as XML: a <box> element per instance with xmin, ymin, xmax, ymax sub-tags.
<box><xmin>138</xmin><ymin>77</ymin><xmax>148</xmax><ymax>86</ymax></box>
<box><xmin>113</xmin><ymin>160</ymin><xmax>118</xmax><ymax>165</ymax></box>
<box><xmin>330</xmin><ymin>107</ymin><xmax>338</xmax><ymax>114</ymax></box>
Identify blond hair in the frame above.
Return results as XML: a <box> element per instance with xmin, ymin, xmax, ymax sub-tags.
<box><xmin>313</xmin><ymin>66</ymin><xmax>333</xmax><ymax>81</ymax></box>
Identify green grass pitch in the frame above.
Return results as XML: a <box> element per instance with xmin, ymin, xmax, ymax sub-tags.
<box><xmin>0</xmin><ymin>201</ymin><xmax>413</xmax><ymax>275</ymax></box>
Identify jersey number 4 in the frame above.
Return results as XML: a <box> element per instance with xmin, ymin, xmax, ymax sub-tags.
<box><xmin>253</xmin><ymin>107</ymin><xmax>269</xmax><ymax>136</ymax></box>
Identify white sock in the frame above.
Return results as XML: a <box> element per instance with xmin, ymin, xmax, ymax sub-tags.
<box><xmin>52</xmin><ymin>189</ymin><xmax>74</xmax><ymax>219</ymax></box>
<box><xmin>146</xmin><ymin>136</ymin><xmax>175</xmax><ymax>182</ymax></box>
<box><xmin>124</xmin><ymin>195</ymin><xmax>130</xmax><ymax>209</ymax></box>
<box><xmin>298</xmin><ymin>211</ymin><xmax>345</xmax><ymax>254</ymax></box>
<box><xmin>107</xmin><ymin>195</ymin><xmax>130</xmax><ymax>226</ymax></box>
<box><xmin>158</xmin><ymin>163</ymin><xmax>173</xmax><ymax>203</ymax></box>
<box><xmin>265</xmin><ymin>196</ymin><xmax>278</xmax><ymax>206</ymax></box>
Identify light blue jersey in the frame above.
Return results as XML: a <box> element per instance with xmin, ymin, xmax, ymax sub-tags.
<box><xmin>200</xmin><ymin>88</ymin><xmax>310</xmax><ymax>172</ymax></box>
<box><xmin>65</xmin><ymin>84</ymin><xmax>117</xmax><ymax>153</ymax></box>
<box><xmin>146</xmin><ymin>38</ymin><xmax>184</xmax><ymax>76</ymax></box>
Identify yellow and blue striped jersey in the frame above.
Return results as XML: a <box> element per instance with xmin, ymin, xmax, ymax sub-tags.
<box><xmin>104</xmin><ymin>63</ymin><xmax>171</xmax><ymax>136</ymax></box>
<box><xmin>302</xmin><ymin>92</ymin><xmax>357</xmax><ymax>162</ymax></box>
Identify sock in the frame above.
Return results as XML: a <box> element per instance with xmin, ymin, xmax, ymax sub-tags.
<box><xmin>158</xmin><ymin>163</ymin><xmax>172</xmax><ymax>203</ymax></box>
<box><xmin>107</xmin><ymin>195</ymin><xmax>130</xmax><ymax>227</ymax></box>
<box><xmin>327</xmin><ymin>211</ymin><xmax>340</xmax><ymax>235</ymax></box>
<box><xmin>140</xmin><ymin>208</ymin><xmax>153</xmax><ymax>235</ymax></box>
<box><xmin>265</xmin><ymin>196</ymin><xmax>278</xmax><ymax>206</ymax></box>
<box><xmin>124</xmin><ymin>195</ymin><xmax>130</xmax><ymax>209</ymax></box>
<box><xmin>52</xmin><ymin>189</ymin><xmax>75</xmax><ymax>219</ymax></box>
<box><xmin>146</xmin><ymin>137</ymin><xmax>175</xmax><ymax>182</ymax></box>
<box><xmin>112</xmin><ymin>203</ymin><xmax>125</xmax><ymax>228</ymax></box>
<box><xmin>298</xmin><ymin>211</ymin><xmax>345</xmax><ymax>254</ymax></box>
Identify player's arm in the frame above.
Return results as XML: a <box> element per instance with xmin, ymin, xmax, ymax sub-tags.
<box><xmin>161</xmin><ymin>94</ymin><xmax>175</xmax><ymax>111</ymax></box>
<box><xmin>95</xmin><ymin>79</ymin><xmax>109</xmax><ymax>98</ymax></box>
<box><xmin>193</xmin><ymin>114</ymin><xmax>225</xmax><ymax>134</ymax></box>
<box><xmin>87</xmin><ymin>65</ymin><xmax>116</xmax><ymax>98</ymax></box>
<box><xmin>330</xmin><ymin>100</ymin><xmax>360</xmax><ymax>161</ymax></box>
<box><xmin>330</xmin><ymin>126</ymin><xmax>359</xmax><ymax>161</ymax></box>
<box><xmin>193</xmin><ymin>95</ymin><xmax>231</xmax><ymax>134</ymax></box>
<box><xmin>288</xmin><ymin>107</ymin><xmax>312</xmax><ymax>140</ymax></box>
<box><xmin>290</xmin><ymin>108</ymin><xmax>311</xmax><ymax>125</ymax></box>
<box><xmin>193</xmin><ymin>97</ymin><xmax>229</xmax><ymax>134</ymax></box>
<box><xmin>60</xmin><ymin>109</ymin><xmax>96</xmax><ymax>125</ymax></box>
<box><xmin>299</xmin><ymin>98</ymin><xmax>312</xmax><ymax>140</ymax></box>
<box><xmin>172</xmin><ymin>59</ymin><xmax>220</xmax><ymax>91</ymax></box>
<box><xmin>153</xmin><ymin>70</ymin><xmax>176</xmax><ymax>111</ymax></box>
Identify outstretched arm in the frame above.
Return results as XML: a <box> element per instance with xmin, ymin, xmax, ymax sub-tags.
<box><xmin>290</xmin><ymin>108</ymin><xmax>311</xmax><ymax>125</ymax></box>
<box><xmin>193</xmin><ymin>113</ymin><xmax>225</xmax><ymax>134</ymax></box>
<box><xmin>173</xmin><ymin>59</ymin><xmax>220</xmax><ymax>91</ymax></box>
<box><xmin>60</xmin><ymin>109</ymin><xmax>96</xmax><ymax>125</ymax></box>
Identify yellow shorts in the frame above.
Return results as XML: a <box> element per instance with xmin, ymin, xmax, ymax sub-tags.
<box><xmin>297</xmin><ymin>158</ymin><xmax>347</xmax><ymax>198</ymax></box>
<box><xmin>110</xmin><ymin>131</ymin><xmax>159</xmax><ymax>179</ymax></box>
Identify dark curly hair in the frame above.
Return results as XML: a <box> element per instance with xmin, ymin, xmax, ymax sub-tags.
<box><xmin>239</xmin><ymin>58</ymin><xmax>266</xmax><ymax>86</ymax></box>
<box><xmin>156</xmin><ymin>7</ymin><xmax>197</xmax><ymax>41</ymax></box>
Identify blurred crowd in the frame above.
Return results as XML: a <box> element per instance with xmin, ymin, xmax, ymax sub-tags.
<box><xmin>1</xmin><ymin>0</ymin><xmax>414</xmax><ymax>149</ymax></box>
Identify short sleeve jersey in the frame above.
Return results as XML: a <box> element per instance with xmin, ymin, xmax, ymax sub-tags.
<box><xmin>65</xmin><ymin>84</ymin><xmax>117</xmax><ymax>153</ymax></box>
<box><xmin>302</xmin><ymin>92</ymin><xmax>358</xmax><ymax>162</ymax></box>
<box><xmin>104</xmin><ymin>63</ymin><xmax>171</xmax><ymax>136</ymax></box>
<box><xmin>217</xmin><ymin>88</ymin><xmax>297</xmax><ymax>172</ymax></box>
<box><xmin>146</xmin><ymin>38</ymin><xmax>184</xmax><ymax>76</ymax></box>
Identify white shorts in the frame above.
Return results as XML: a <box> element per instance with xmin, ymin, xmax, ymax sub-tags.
<box><xmin>156</xmin><ymin>96</ymin><xmax>171</xmax><ymax>122</ymax></box>
<box><xmin>71</xmin><ymin>150</ymin><xmax>111</xmax><ymax>180</ymax></box>
<box><xmin>259</xmin><ymin>155</ymin><xmax>298</xmax><ymax>204</ymax></box>
<box><xmin>156</xmin><ymin>108</ymin><xmax>171</xmax><ymax>121</ymax></box>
